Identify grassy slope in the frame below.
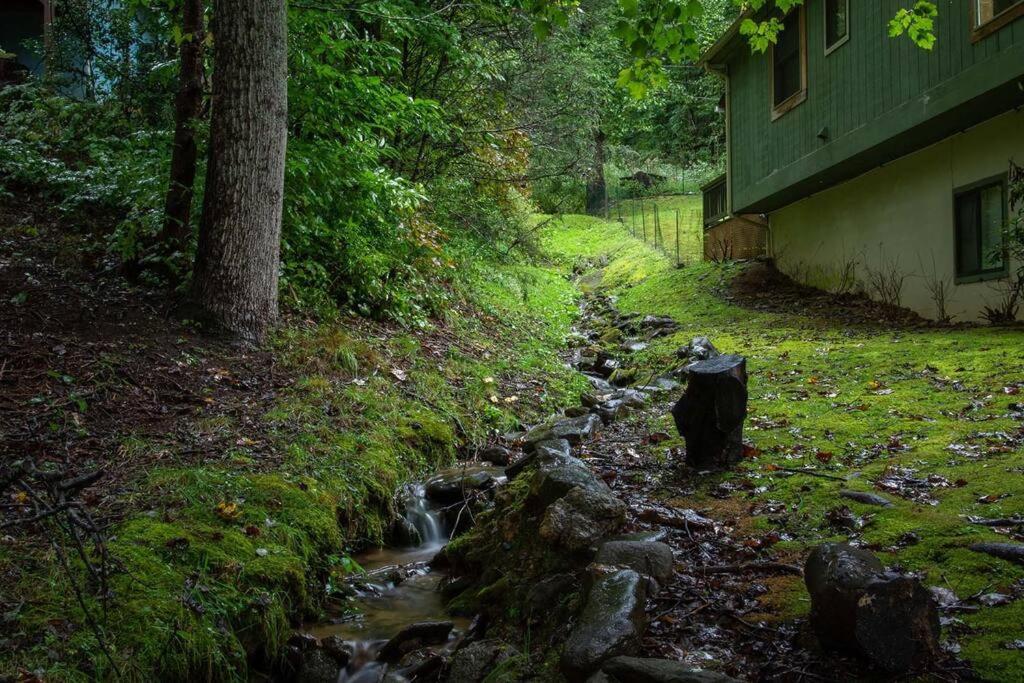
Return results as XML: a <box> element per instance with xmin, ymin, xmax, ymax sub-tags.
<box><xmin>544</xmin><ymin>214</ymin><xmax>1024</xmax><ymax>680</ymax></box>
<box><xmin>613</xmin><ymin>194</ymin><xmax>703</xmax><ymax>265</ymax></box>
<box><xmin>0</xmin><ymin>262</ymin><xmax>585</xmax><ymax>682</ymax></box>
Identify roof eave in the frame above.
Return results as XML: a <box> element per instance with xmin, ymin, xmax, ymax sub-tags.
<box><xmin>698</xmin><ymin>10</ymin><xmax>751</xmax><ymax>70</ymax></box>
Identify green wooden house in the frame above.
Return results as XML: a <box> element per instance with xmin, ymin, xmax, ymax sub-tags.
<box><xmin>701</xmin><ymin>0</ymin><xmax>1024</xmax><ymax>321</ymax></box>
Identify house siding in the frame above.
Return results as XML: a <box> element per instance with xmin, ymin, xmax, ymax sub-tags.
<box><xmin>770</xmin><ymin>109</ymin><xmax>1024</xmax><ymax>322</ymax></box>
<box><xmin>723</xmin><ymin>0</ymin><xmax>1024</xmax><ymax>213</ymax></box>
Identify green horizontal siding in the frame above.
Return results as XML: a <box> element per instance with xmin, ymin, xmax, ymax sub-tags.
<box><xmin>724</xmin><ymin>0</ymin><xmax>1024</xmax><ymax>213</ymax></box>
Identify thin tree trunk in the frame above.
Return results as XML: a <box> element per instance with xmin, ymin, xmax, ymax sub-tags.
<box><xmin>160</xmin><ymin>0</ymin><xmax>205</xmax><ymax>260</ymax></box>
<box><xmin>585</xmin><ymin>129</ymin><xmax>606</xmax><ymax>216</ymax></box>
<box><xmin>193</xmin><ymin>0</ymin><xmax>288</xmax><ymax>342</ymax></box>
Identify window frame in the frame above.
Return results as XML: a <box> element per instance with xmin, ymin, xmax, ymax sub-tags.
<box><xmin>953</xmin><ymin>174</ymin><xmax>1009</xmax><ymax>284</ymax></box>
<box><xmin>971</xmin><ymin>0</ymin><xmax>1024</xmax><ymax>43</ymax></box>
<box><xmin>769</xmin><ymin>6</ymin><xmax>808</xmax><ymax>121</ymax></box>
<box><xmin>823</xmin><ymin>0</ymin><xmax>850</xmax><ymax>55</ymax></box>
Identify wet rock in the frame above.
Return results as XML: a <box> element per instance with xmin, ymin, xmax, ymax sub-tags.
<box><xmin>608</xmin><ymin>367</ymin><xmax>637</xmax><ymax>387</ymax></box>
<box><xmin>594</xmin><ymin>399</ymin><xmax>628</xmax><ymax>425</ymax></box>
<box><xmin>621</xmin><ymin>340</ymin><xmax>648</xmax><ymax>353</ymax></box>
<box><xmin>640</xmin><ymin>315</ymin><xmax>680</xmax><ymax>337</ymax></box>
<box><xmin>671</xmin><ymin>355</ymin><xmax>747</xmax><ymax>470</ymax></box>
<box><xmin>530</xmin><ymin>456</ymin><xmax>610</xmax><ymax>509</ymax></box>
<box><xmin>425</xmin><ymin>469</ymin><xmax>495</xmax><ymax>505</ymax></box>
<box><xmin>600</xmin><ymin>328</ymin><xmax>624</xmax><ymax>344</ymax></box>
<box><xmin>378</xmin><ymin>621</ymin><xmax>454</xmax><ymax>662</ymax></box>
<box><xmin>540</xmin><ymin>487</ymin><xmax>627</xmax><ymax>553</ymax></box>
<box><xmin>601</xmin><ymin>656</ymin><xmax>738</xmax><ymax>682</ymax></box>
<box><xmin>970</xmin><ymin>542</ymin><xmax>1024</xmax><ymax>565</ymax></box>
<box><xmin>611</xmin><ymin>388</ymin><xmax>647</xmax><ymax>407</ymax></box>
<box><xmin>650</xmin><ymin>376</ymin><xmax>681</xmax><ymax>392</ymax></box>
<box><xmin>479</xmin><ymin>445</ymin><xmax>512</xmax><ymax>466</ymax></box>
<box><xmin>390</xmin><ymin>516</ymin><xmax>422</xmax><ymax>547</ymax></box>
<box><xmin>524</xmin><ymin>414</ymin><xmax>602</xmax><ymax>447</ymax></box>
<box><xmin>594</xmin><ymin>541</ymin><xmax>673</xmax><ymax>589</ymax></box>
<box><xmin>295</xmin><ymin>648</ymin><xmax>341</xmax><ymax>683</ymax></box>
<box><xmin>581</xmin><ymin>392</ymin><xmax>602</xmax><ymax>408</ymax></box>
<box><xmin>396</xmin><ymin>649</ymin><xmax>445</xmax><ymax>679</ymax></box>
<box><xmin>586</xmin><ymin>673</ymin><xmax>615</xmax><ymax>683</ymax></box>
<box><xmin>585</xmin><ymin>374</ymin><xmax>615</xmax><ymax>393</ymax></box>
<box><xmin>561</xmin><ymin>567</ymin><xmax>647</xmax><ymax>681</ymax></box>
<box><xmin>677</xmin><ymin>336</ymin><xmax>719</xmax><ymax>361</ymax></box>
<box><xmin>606</xmin><ymin>529</ymin><xmax>669</xmax><ymax>543</ymax></box>
<box><xmin>565</xmin><ymin>405</ymin><xmax>592</xmax><ymax>418</ymax></box>
<box><xmin>288</xmin><ymin>632</ymin><xmax>319</xmax><ymax>651</ymax></box>
<box><xmin>447</xmin><ymin>639</ymin><xmax>519</xmax><ymax>683</ymax></box>
<box><xmin>505</xmin><ymin>439</ymin><xmax>570</xmax><ymax>480</ymax></box>
<box><xmin>805</xmin><ymin>543</ymin><xmax>939</xmax><ymax>672</ymax></box>
<box><xmin>526</xmin><ymin>573</ymin><xmax>578</xmax><ymax>616</ymax></box>
<box><xmin>319</xmin><ymin>635</ymin><xmax>353</xmax><ymax>666</ymax></box>
<box><xmin>839</xmin><ymin>490</ymin><xmax>894</xmax><ymax>508</ymax></box>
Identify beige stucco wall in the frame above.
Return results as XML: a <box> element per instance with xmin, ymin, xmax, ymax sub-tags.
<box><xmin>769</xmin><ymin>109</ymin><xmax>1023</xmax><ymax>322</ymax></box>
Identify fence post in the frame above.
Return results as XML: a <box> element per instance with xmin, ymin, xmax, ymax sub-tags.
<box><xmin>675</xmin><ymin>209</ymin><xmax>681</xmax><ymax>265</ymax></box>
<box><xmin>640</xmin><ymin>199</ymin><xmax>647</xmax><ymax>242</ymax></box>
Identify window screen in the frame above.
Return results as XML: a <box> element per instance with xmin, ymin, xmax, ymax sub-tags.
<box><xmin>773</xmin><ymin>11</ymin><xmax>803</xmax><ymax>106</ymax></box>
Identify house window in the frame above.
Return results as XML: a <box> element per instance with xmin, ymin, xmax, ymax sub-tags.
<box><xmin>972</xmin><ymin>0</ymin><xmax>1024</xmax><ymax>41</ymax></box>
<box><xmin>954</xmin><ymin>178</ymin><xmax>1007</xmax><ymax>282</ymax></box>
<box><xmin>824</xmin><ymin>0</ymin><xmax>850</xmax><ymax>53</ymax></box>
<box><xmin>771</xmin><ymin>8</ymin><xmax>806</xmax><ymax>119</ymax></box>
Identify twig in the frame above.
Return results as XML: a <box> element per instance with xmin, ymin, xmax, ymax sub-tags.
<box><xmin>774</xmin><ymin>467</ymin><xmax>846</xmax><ymax>482</ymax></box>
<box><xmin>700</xmin><ymin>562</ymin><xmax>803</xmax><ymax>576</ymax></box>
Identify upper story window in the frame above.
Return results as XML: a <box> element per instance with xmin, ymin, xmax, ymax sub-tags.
<box><xmin>771</xmin><ymin>8</ymin><xmax>807</xmax><ymax>119</ymax></box>
<box><xmin>972</xmin><ymin>0</ymin><xmax>1024</xmax><ymax>41</ymax></box>
<box><xmin>824</xmin><ymin>0</ymin><xmax>850</xmax><ymax>53</ymax></box>
<box><xmin>954</xmin><ymin>177</ymin><xmax>1007</xmax><ymax>282</ymax></box>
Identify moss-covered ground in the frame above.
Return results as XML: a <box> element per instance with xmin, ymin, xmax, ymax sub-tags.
<box><xmin>0</xmin><ymin>255</ymin><xmax>585</xmax><ymax>681</ymax></box>
<box><xmin>542</xmin><ymin>213</ymin><xmax>1024</xmax><ymax>680</ymax></box>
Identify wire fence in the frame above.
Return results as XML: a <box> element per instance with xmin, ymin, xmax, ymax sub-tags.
<box><xmin>609</xmin><ymin>196</ymin><xmax>704</xmax><ymax>266</ymax></box>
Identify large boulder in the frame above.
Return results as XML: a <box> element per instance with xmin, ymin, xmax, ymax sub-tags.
<box><xmin>805</xmin><ymin>543</ymin><xmax>940</xmax><ymax>673</ymax></box>
<box><xmin>540</xmin><ymin>487</ymin><xmax>627</xmax><ymax>553</ymax></box>
<box><xmin>447</xmin><ymin>639</ymin><xmax>519</xmax><ymax>683</ymax></box>
<box><xmin>524</xmin><ymin>414</ymin><xmax>602</xmax><ymax>448</ymax></box>
<box><xmin>594</xmin><ymin>541</ymin><xmax>673</xmax><ymax>589</ymax></box>
<box><xmin>561</xmin><ymin>567</ymin><xmax>647</xmax><ymax>681</ymax></box>
<box><xmin>601</xmin><ymin>657</ymin><xmax>738</xmax><ymax>682</ymax></box>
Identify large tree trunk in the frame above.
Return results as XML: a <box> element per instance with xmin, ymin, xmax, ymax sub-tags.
<box><xmin>192</xmin><ymin>0</ymin><xmax>288</xmax><ymax>342</ymax></box>
<box><xmin>160</xmin><ymin>0</ymin><xmax>205</xmax><ymax>262</ymax></box>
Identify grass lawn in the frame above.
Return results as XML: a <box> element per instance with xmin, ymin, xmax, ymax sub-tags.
<box><xmin>543</xmin><ymin>214</ymin><xmax>1024</xmax><ymax>680</ymax></box>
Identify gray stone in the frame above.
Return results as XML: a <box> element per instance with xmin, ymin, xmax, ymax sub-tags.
<box><xmin>565</xmin><ymin>405</ymin><xmax>592</xmax><ymax>418</ymax></box>
<box><xmin>526</xmin><ymin>573</ymin><xmax>578</xmax><ymax>616</ymax></box>
<box><xmin>586</xmin><ymin>673</ymin><xmax>616</xmax><ymax>683</ymax></box>
<box><xmin>594</xmin><ymin>399</ymin><xmax>628</xmax><ymax>424</ymax></box>
<box><xmin>505</xmin><ymin>439</ymin><xmax>571</xmax><ymax>480</ymax></box>
<box><xmin>541</xmin><ymin>487</ymin><xmax>627</xmax><ymax>553</ymax></box>
<box><xmin>479</xmin><ymin>445</ymin><xmax>513</xmax><ymax>466</ymax></box>
<box><xmin>319</xmin><ymin>635</ymin><xmax>353</xmax><ymax>666</ymax></box>
<box><xmin>602</xmin><ymin>657</ymin><xmax>739</xmax><ymax>682</ymax></box>
<box><xmin>377</xmin><ymin>621</ymin><xmax>453</xmax><ymax>662</ymax></box>
<box><xmin>390</xmin><ymin>516</ymin><xmax>422</xmax><ymax>547</ymax></box>
<box><xmin>425</xmin><ymin>469</ymin><xmax>495</xmax><ymax>504</ymax></box>
<box><xmin>561</xmin><ymin>567</ymin><xmax>647</xmax><ymax>681</ymax></box>
<box><xmin>447</xmin><ymin>639</ymin><xmax>519</xmax><ymax>683</ymax></box>
<box><xmin>585</xmin><ymin>374</ymin><xmax>614</xmax><ymax>393</ymax></box>
<box><xmin>595</xmin><ymin>541</ymin><xmax>674</xmax><ymax>588</ymax></box>
<box><xmin>621</xmin><ymin>341</ymin><xmax>648</xmax><ymax>353</ymax></box>
<box><xmin>524</xmin><ymin>414</ymin><xmax>602</xmax><ymax>447</ymax></box>
<box><xmin>530</xmin><ymin>456</ymin><xmax>609</xmax><ymax>509</ymax></box>
<box><xmin>295</xmin><ymin>648</ymin><xmax>341</xmax><ymax>683</ymax></box>
<box><xmin>677</xmin><ymin>336</ymin><xmax>719</xmax><ymax>361</ymax></box>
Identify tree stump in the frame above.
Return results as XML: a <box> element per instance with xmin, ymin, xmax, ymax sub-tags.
<box><xmin>671</xmin><ymin>354</ymin><xmax>747</xmax><ymax>469</ymax></box>
<box><xmin>804</xmin><ymin>543</ymin><xmax>940</xmax><ymax>673</ymax></box>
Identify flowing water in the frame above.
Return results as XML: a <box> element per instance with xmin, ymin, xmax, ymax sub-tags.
<box><xmin>304</xmin><ymin>467</ymin><xmax>504</xmax><ymax>681</ymax></box>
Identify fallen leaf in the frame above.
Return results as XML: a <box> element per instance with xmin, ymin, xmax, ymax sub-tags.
<box><xmin>390</xmin><ymin>368</ymin><xmax>407</xmax><ymax>382</ymax></box>
<box><xmin>216</xmin><ymin>501</ymin><xmax>240</xmax><ymax>520</ymax></box>
<box><xmin>815</xmin><ymin>450</ymin><xmax>833</xmax><ymax>463</ymax></box>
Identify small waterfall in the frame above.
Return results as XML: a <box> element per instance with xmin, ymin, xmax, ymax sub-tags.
<box><xmin>402</xmin><ymin>483</ymin><xmax>445</xmax><ymax>547</ymax></box>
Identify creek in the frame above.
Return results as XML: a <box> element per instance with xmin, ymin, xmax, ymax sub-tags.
<box><xmin>303</xmin><ymin>467</ymin><xmax>504</xmax><ymax>681</ymax></box>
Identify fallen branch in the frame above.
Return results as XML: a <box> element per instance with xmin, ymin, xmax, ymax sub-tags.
<box><xmin>775</xmin><ymin>467</ymin><xmax>846</xmax><ymax>482</ymax></box>
<box><xmin>700</xmin><ymin>561</ymin><xmax>803</xmax><ymax>576</ymax></box>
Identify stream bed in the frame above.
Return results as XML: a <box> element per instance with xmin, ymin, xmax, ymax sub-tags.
<box><xmin>301</xmin><ymin>467</ymin><xmax>504</xmax><ymax>681</ymax></box>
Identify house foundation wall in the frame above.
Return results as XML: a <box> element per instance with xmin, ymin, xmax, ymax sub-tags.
<box><xmin>769</xmin><ymin>109</ymin><xmax>1024</xmax><ymax>322</ymax></box>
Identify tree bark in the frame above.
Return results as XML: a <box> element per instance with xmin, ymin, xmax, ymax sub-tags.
<box><xmin>192</xmin><ymin>0</ymin><xmax>288</xmax><ymax>342</ymax></box>
<box><xmin>160</xmin><ymin>0</ymin><xmax>205</xmax><ymax>261</ymax></box>
<box><xmin>584</xmin><ymin>129</ymin><xmax>606</xmax><ymax>217</ymax></box>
